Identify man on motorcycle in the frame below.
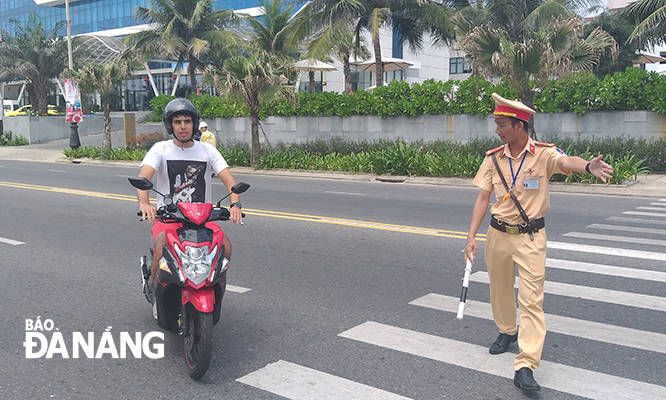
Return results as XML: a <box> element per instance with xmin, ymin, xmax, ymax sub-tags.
<box><xmin>134</xmin><ymin>98</ymin><xmax>243</xmax><ymax>287</ymax></box>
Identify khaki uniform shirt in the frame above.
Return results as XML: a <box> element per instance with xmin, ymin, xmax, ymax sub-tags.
<box><xmin>472</xmin><ymin>138</ymin><xmax>570</xmax><ymax>224</ymax></box>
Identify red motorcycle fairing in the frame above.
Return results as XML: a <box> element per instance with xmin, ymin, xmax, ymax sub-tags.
<box><xmin>182</xmin><ymin>286</ymin><xmax>216</xmax><ymax>313</ymax></box>
<box><xmin>162</xmin><ymin>221</ymin><xmax>225</xmax><ymax>290</ymax></box>
<box><xmin>178</xmin><ymin>202</ymin><xmax>213</xmax><ymax>225</ymax></box>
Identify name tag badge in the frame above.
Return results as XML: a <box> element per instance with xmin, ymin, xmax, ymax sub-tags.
<box><xmin>523</xmin><ymin>175</ymin><xmax>539</xmax><ymax>190</ymax></box>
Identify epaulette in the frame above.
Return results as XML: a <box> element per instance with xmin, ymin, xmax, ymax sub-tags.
<box><xmin>485</xmin><ymin>145</ymin><xmax>504</xmax><ymax>156</ymax></box>
<box><xmin>535</xmin><ymin>142</ymin><xmax>555</xmax><ymax>147</ymax></box>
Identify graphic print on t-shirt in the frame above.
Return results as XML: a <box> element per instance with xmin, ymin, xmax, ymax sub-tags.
<box><xmin>167</xmin><ymin>160</ymin><xmax>207</xmax><ymax>203</ymax></box>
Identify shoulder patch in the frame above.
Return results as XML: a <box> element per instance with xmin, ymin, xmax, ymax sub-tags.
<box><xmin>535</xmin><ymin>142</ymin><xmax>555</xmax><ymax>147</ymax></box>
<box><xmin>485</xmin><ymin>145</ymin><xmax>504</xmax><ymax>156</ymax></box>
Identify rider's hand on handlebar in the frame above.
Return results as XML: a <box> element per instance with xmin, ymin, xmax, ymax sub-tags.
<box><xmin>140</xmin><ymin>203</ymin><xmax>157</xmax><ymax>223</ymax></box>
<box><xmin>229</xmin><ymin>206</ymin><xmax>243</xmax><ymax>225</ymax></box>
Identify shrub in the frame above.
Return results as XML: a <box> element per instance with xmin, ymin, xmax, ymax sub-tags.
<box><xmin>127</xmin><ymin>132</ymin><xmax>164</xmax><ymax>150</ymax></box>
<box><xmin>0</xmin><ymin>130</ymin><xmax>29</xmax><ymax>146</ymax></box>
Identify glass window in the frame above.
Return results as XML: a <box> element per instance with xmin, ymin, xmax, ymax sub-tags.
<box><xmin>450</xmin><ymin>57</ymin><xmax>472</xmax><ymax>74</ymax></box>
<box><xmin>350</xmin><ymin>66</ymin><xmax>372</xmax><ymax>92</ymax></box>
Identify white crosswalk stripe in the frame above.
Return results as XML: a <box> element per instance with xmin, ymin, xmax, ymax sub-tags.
<box><xmin>546</xmin><ymin>258</ymin><xmax>666</xmax><ymax>283</ymax></box>
<box><xmin>548</xmin><ymin>240</ymin><xmax>666</xmax><ymax>260</ymax></box>
<box><xmin>469</xmin><ymin>271</ymin><xmax>666</xmax><ymax>312</ymax></box>
<box><xmin>237</xmin><ymin>360</ymin><xmax>412</xmax><ymax>400</ymax></box>
<box><xmin>563</xmin><ymin>231</ymin><xmax>666</xmax><ymax>246</ymax></box>
<box><xmin>0</xmin><ymin>236</ymin><xmax>25</xmax><ymax>245</ymax></box>
<box><xmin>588</xmin><ymin>223</ymin><xmax>666</xmax><ymax>236</ymax></box>
<box><xmin>608</xmin><ymin>216</ymin><xmax>666</xmax><ymax>225</ymax></box>
<box><xmin>410</xmin><ymin>293</ymin><xmax>666</xmax><ymax>354</ymax></box>
<box><xmin>636</xmin><ymin>206</ymin><xmax>666</xmax><ymax>212</ymax></box>
<box><xmin>622</xmin><ymin>210</ymin><xmax>666</xmax><ymax>217</ymax></box>
<box><xmin>339</xmin><ymin>321</ymin><xmax>666</xmax><ymax>400</ymax></box>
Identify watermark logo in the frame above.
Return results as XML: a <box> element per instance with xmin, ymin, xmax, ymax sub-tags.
<box><xmin>24</xmin><ymin>317</ymin><xmax>164</xmax><ymax>359</ymax></box>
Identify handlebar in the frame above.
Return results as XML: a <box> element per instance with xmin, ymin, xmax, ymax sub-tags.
<box><xmin>136</xmin><ymin>208</ymin><xmax>245</xmax><ymax>221</ymax></box>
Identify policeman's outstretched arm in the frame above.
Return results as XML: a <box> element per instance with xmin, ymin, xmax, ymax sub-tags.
<box><xmin>137</xmin><ymin>165</ymin><xmax>157</xmax><ymax>223</ymax></box>
<box><xmin>465</xmin><ymin>189</ymin><xmax>491</xmax><ymax>264</ymax></box>
<box><xmin>558</xmin><ymin>155</ymin><xmax>614</xmax><ymax>183</ymax></box>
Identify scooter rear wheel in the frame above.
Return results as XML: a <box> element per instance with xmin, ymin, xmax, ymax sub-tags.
<box><xmin>183</xmin><ymin>306</ymin><xmax>213</xmax><ymax>380</ymax></box>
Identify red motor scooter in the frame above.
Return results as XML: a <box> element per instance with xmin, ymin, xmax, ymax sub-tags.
<box><xmin>129</xmin><ymin>177</ymin><xmax>249</xmax><ymax>380</ymax></box>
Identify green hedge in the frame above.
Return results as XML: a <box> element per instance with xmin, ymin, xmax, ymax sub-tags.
<box><xmin>149</xmin><ymin>67</ymin><xmax>666</xmax><ymax>119</ymax></box>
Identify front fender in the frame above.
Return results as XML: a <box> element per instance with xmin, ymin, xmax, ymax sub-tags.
<box><xmin>181</xmin><ymin>286</ymin><xmax>215</xmax><ymax>313</ymax></box>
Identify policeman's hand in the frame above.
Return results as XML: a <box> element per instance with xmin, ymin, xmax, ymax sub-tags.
<box><xmin>229</xmin><ymin>206</ymin><xmax>243</xmax><ymax>225</ymax></box>
<box><xmin>590</xmin><ymin>155</ymin><xmax>614</xmax><ymax>183</ymax></box>
<box><xmin>464</xmin><ymin>241</ymin><xmax>477</xmax><ymax>264</ymax></box>
<box><xmin>140</xmin><ymin>203</ymin><xmax>157</xmax><ymax>223</ymax></box>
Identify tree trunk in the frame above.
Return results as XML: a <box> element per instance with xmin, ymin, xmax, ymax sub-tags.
<box><xmin>189</xmin><ymin>55</ymin><xmax>198</xmax><ymax>96</ymax></box>
<box><xmin>101</xmin><ymin>96</ymin><xmax>112</xmax><ymax>152</ymax></box>
<box><xmin>373</xmin><ymin>34</ymin><xmax>384</xmax><ymax>88</ymax></box>
<box><xmin>308</xmin><ymin>71</ymin><xmax>315</xmax><ymax>94</ymax></box>
<box><xmin>343</xmin><ymin>55</ymin><xmax>351</xmax><ymax>94</ymax></box>
<box><xmin>249</xmin><ymin>99</ymin><xmax>261</xmax><ymax>167</ymax></box>
<box><xmin>519</xmin><ymin>90</ymin><xmax>537</xmax><ymax>140</ymax></box>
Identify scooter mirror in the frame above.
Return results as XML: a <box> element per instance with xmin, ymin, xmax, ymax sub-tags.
<box><xmin>231</xmin><ymin>182</ymin><xmax>250</xmax><ymax>194</ymax></box>
<box><xmin>129</xmin><ymin>177</ymin><xmax>153</xmax><ymax>191</ymax></box>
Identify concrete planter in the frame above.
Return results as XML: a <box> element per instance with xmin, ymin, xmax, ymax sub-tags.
<box><xmin>204</xmin><ymin>111</ymin><xmax>666</xmax><ymax>145</ymax></box>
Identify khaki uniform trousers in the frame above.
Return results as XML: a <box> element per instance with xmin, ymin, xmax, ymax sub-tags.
<box><xmin>485</xmin><ymin>225</ymin><xmax>547</xmax><ymax>371</ymax></box>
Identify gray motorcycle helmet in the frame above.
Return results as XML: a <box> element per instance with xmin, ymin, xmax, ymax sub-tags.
<box><xmin>162</xmin><ymin>98</ymin><xmax>200</xmax><ymax>138</ymax></box>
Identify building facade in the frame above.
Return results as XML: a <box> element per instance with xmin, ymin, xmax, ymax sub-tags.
<box><xmin>1</xmin><ymin>0</ymin><xmax>462</xmax><ymax>111</ymax></box>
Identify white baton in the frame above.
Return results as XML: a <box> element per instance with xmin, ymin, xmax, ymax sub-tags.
<box><xmin>456</xmin><ymin>258</ymin><xmax>473</xmax><ymax>320</ymax></box>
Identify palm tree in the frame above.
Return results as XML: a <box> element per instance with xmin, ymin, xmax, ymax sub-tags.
<box><xmin>623</xmin><ymin>0</ymin><xmax>666</xmax><ymax>46</ymax></box>
<box><xmin>203</xmin><ymin>52</ymin><xmax>293</xmax><ymax>166</ymax></box>
<box><xmin>66</xmin><ymin>61</ymin><xmax>131</xmax><ymax>151</ymax></box>
<box><xmin>243</xmin><ymin>0</ymin><xmax>313</xmax><ymax>57</ymax></box>
<box><xmin>310</xmin><ymin>0</ymin><xmax>455</xmax><ymax>88</ymax></box>
<box><xmin>0</xmin><ymin>12</ymin><xmax>71</xmax><ymax>115</ymax></box>
<box><xmin>585</xmin><ymin>10</ymin><xmax>645</xmax><ymax>78</ymax></box>
<box><xmin>307</xmin><ymin>29</ymin><xmax>371</xmax><ymax>93</ymax></box>
<box><xmin>122</xmin><ymin>0</ymin><xmax>238</xmax><ymax>96</ymax></box>
<box><xmin>452</xmin><ymin>1</ymin><xmax>616</xmax><ymax>137</ymax></box>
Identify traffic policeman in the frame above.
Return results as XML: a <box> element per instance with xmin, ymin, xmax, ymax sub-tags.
<box><xmin>464</xmin><ymin>93</ymin><xmax>613</xmax><ymax>393</ymax></box>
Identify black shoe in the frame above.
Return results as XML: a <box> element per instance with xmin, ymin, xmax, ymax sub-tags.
<box><xmin>489</xmin><ymin>332</ymin><xmax>518</xmax><ymax>354</ymax></box>
<box><xmin>514</xmin><ymin>367</ymin><xmax>540</xmax><ymax>392</ymax></box>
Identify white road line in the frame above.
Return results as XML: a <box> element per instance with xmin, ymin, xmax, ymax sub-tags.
<box><xmin>0</xmin><ymin>237</ymin><xmax>25</xmax><ymax>246</ymax></box>
<box><xmin>588</xmin><ymin>223</ymin><xmax>666</xmax><ymax>235</ymax></box>
<box><xmin>623</xmin><ymin>211</ymin><xmax>666</xmax><ymax>218</ymax></box>
<box><xmin>607</xmin><ymin>216</ymin><xmax>666</xmax><ymax>226</ymax></box>
<box><xmin>226</xmin><ymin>284</ymin><xmax>251</xmax><ymax>293</ymax></box>
<box><xmin>469</xmin><ymin>272</ymin><xmax>666</xmax><ymax>312</ymax></box>
<box><xmin>340</xmin><ymin>321</ymin><xmax>666</xmax><ymax>400</ymax></box>
<box><xmin>47</xmin><ymin>169</ymin><xmax>65</xmax><ymax>172</ymax></box>
<box><xmin>649</xmin><ymin>203</ymin><xmax>666</xmax><ymax>207</ymax></box>
<box><xmin>563</xmin><ymin>232</ymin><xmax>666</xmax><ymax>247</ymax></box>
<box><xmin>637</xmin><ymin>206</ymin><xmax>666</xmax><ymax>212</ymax></box>
<box><xmin>324</xmin><ymin>191</ymin><xmax>366</xmax><ymax>196</ymax></box>
<box><xmin>546</xmin><ymin>258</ymin><xmax>666</xmax><ymax>283</ymax></box>
<box><xmin>548</xmin><ymin>241</ymin><xmax>666</xmax><ymax>261</ymax></box>
<box><xmin>410</xmin><ymin>294</ymin><xmax>666</xmax><ymax>354</ymax></box>
<box><xmin>237</xmin><ymin>360</ymin><xmax>412</xmax><ymax>400</ymax></box>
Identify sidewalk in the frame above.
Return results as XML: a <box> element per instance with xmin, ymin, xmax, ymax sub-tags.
<box><xmin>1</xmin><ymin>134</ymin><xmax>664</xmax><ymax>198</ymax></box>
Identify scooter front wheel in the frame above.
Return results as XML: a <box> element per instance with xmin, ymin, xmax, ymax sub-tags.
<box><xmin>183</xmin><ymin>306</ymin><xmax>213</xmax><ymax>380</ymax></box>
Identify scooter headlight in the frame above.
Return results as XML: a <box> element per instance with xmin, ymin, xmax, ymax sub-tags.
<box><xmin>174</xmin><ymin>244</ymin><xmax>217</xmax><ymax>285</ymax></box>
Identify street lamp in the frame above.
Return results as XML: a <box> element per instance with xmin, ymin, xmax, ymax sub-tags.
<box><xmin>65</xmin><ymin>0</ymin><xmax>80</xmax><ymax>149</ymax></box>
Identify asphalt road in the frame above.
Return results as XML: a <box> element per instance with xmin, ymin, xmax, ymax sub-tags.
<box><xmin>1</xmin><ymin>160</ymin><xmax>665</xmax><ymax>400</ymax></box>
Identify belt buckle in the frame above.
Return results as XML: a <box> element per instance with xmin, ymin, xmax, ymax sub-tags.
<box><xmin>505</xmin><ymin>225</ymin><xmax>520</xmax><ymax>235</ymax></box>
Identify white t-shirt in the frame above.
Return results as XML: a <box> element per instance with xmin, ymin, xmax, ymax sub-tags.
<box><xmin>140</xmin><ymin>140</ymin><xmax>229</xmax><ymax>208</ymax></box>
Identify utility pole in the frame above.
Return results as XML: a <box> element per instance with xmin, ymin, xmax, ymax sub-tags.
<box><xmin>65</xmin><ymin>0</ymin><xmax>80</xmax><ymax>149</ymax></box>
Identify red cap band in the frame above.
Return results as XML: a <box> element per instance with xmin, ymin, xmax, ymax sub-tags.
<box><xmin>494</xmin><ymin>105</ymin><xmax>531</xmax><ymax>122</ymax></box>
